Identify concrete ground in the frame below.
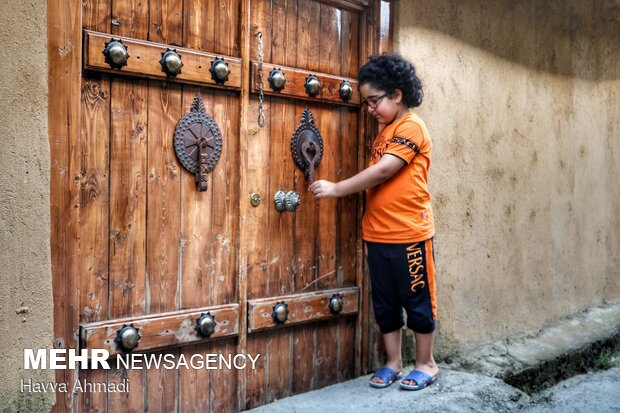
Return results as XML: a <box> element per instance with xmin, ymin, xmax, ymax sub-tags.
<box><xmin>249</xmin><ymin>305</ymin><xmax>620</xmax><ymax>412</ymax></box>
<box><xmin>247</xmin><ymin>365</ymin><xmax>620</xmax><ymax>413</ymax></box>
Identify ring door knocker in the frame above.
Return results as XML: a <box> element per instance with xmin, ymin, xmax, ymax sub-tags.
<box><xmin>291</xmin><ymin>107</ymin><xmax>323</xmax><ymax>183</ymax></box>
<box><xmin>174</xmin><ymin>92</ymin><xmax>223</xmax><ymax>191</ymax></box>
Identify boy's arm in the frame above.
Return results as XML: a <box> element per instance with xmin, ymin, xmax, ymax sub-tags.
<box><xmin>309</xmin><ymin>154</ymin><xmax>405</xmax><ymax>198</ymax></box>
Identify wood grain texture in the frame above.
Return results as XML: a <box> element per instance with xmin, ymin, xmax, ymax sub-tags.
<box><xmin>51</xmin><ymin>0</ymin><xmax>385</xmax><ymax>411</ymax></box>
<box><xmin>185</xmin><ymin>0</ymin><xmax>241</xmax><ymax>57</ymax></box>
<box><xmin>147</xmin><ymin>81</ymin><xmax>182</xmax><ymax>314</ymax></box>
<box><xmin>80</xmin><ymin>303</ymin><xmax>240</xmax><ymax>355</ymax></box>
<box><xmin>236</xmin><ymin>0</ymin><xmax>252</xmax><ymax>409</ymax></box>
<box><xmin>247</xmin><ymin>287</ymin><xmax>359</xmax><ymax>332</ymax></box>
<box><xmin>84</xmin><ymin>31</ymin><xmax>243</xmax><ymax>90</ymax></box>
<box><xmin>249</xmin><ymin>61</ymin><xmax>361</xmax><ymax>105</ymax></box>
<box><xmin>108</xmin><ymin>365</ymin><xmax>145</xmax><ymax>412</ymax></box>
<box><xmin>49</xmin><ymin>0</ymin><xmax>82</xmax><ymax>410</ymax></box>
<box><xmin>77</xmin><ymin>3</ymin><xmax>110</xmax><ymax>412</ymax></box>
<box><xmin>109</xmin><ymin>77</ymin><xmax>148</xmax><ymax>319</ymax></box>
<box><xmin>291</xmin><ymin>0</ymin><xmax>318</xmax><ymax>396</ymax></box>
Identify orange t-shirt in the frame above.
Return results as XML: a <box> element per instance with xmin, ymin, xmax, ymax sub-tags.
<box><xmin>362</xmin><ymin>112</ymin><xmax>435</xmax><ymax>243</ymax></box>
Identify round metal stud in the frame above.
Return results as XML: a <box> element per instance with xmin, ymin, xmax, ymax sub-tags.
<box><xmin>114</xmin><ymin>324</ymin><xmax>141</xmax><ymax>352</ymax></box>
<box><xmin>103</xmin><ymin>39</ymin><xmax>129</xmax><ymax>69</ymax></box>
<box><xmin>328</xmin><ymin>293</ymin><xmax>344</xmax><ymax>314</ymax></box>
<box><xmin>250</xmin><ymin>192</ymin><xmax>261</xmax><ymax>207</ymax></box>
<box><xmin>284</xmin><ymin>191</ymin><xmax>301</xmax><ymax>212</ymax></box>
<box><xmin>274</xmin><ymin>190</ymin><xmax>286</xmax><ymax>212</ymax></box>
<box><xmin>268</xmin><ymin>68</ymin><xmax>286</xmax><ymax>92</ymax></box>
<box><xmin>210</xmin><ymin>58</ymin><xmax>230</xmax><ymax>84</ymax></box>
<box><xmin>160</xmin><ymin>48</ymin><xmax>183</xmax><ymax>77</ymax></box>
<box><xmin>304</xmin><ymin>75</ymin><xmax>321</xmax><ymax>97</ymax></box>
<box><xmin>196</xmin><ymin>312</ymin><xmax>217</xmax><ymax>338</ymax></box>
<box><xmin>339</xmin><ymin>80</ymin><xmax>353</xmax><ymax>101</ymax></box>
<box><xmin>272</xmin><ymin>301</ymin><xmax>289</xmax><ymax>325</ymax></box>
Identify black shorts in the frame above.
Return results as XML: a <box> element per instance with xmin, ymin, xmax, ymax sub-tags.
<box><xmin>366</xmin><ymin>238</ymin><xmax>437</xmax><ymax>334</ymax></box>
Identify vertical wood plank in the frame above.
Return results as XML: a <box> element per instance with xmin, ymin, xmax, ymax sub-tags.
<box><xmin>236</xmin><ymin>0</ymin><xmax>252</xmax><ymax>409</ymax></box>
<box><xmin>146</xmin><ymin>82</ymin><xmax>182</xmax><ymax>315</ymax></box>
<box><xmin>184</xmin><ymin>0</ymin><xmax>215</xmax><ymax>51</ymax></box>
<box><xmin>337</xmin><ymin>316</ymin><xmax>356</xmax><ymax>381</ymax></box>
<box><xmin>209</xmin><ymin>339</ymin><xmax>239</xmax><ymax>413</ymax></box>
<box><xmin>305</xmin><ymin>0</ymin><xmax>321</xmax><ymax>73</ymax></box>
<box><xmin>79</xmin><ymin>368</ymin><xmax>108</xmax><ymax>413</ymax></box>
<box><xmin>49</xmin><ymin>0</ymin><xmax>82</xmax><ymax>410</ymax></box>
<box><xmin>148</xmin><ymin>0</ymin><xmax>183</xmax><ymax>45</ymax></box>
<box><xmin>207</xmin><ymin>91</ymin><xmax>240</xmax><ymax>410</ymax></box>
<box><xmin>111</xmin><ymin>0</ymin><xmax>149</xmax><ymax>40</ymax></box>
<box><xmin>78</xmin><ymin>74</ymin><xmax>110</xmax><ymax>413</ymax></box>
<box><xmin>250</xmin><ymin>0</ymin><xmax>273</xmax><ymax>63</ymax></box>
<box><xmin>292</xmin><ymin>0</ymin><xmax>317</xmax><ymax>395</ymax></box>
<box><xmin>314</xmin><ymin>3</ymin><xmax>341</xmax><ymax>390</ymax></box>
<box><xmin>209</xmin><ymin>89</ymin><xmax>239</xmax><ymax>307</ymax></box>
<box><xmin>83</xmin><ymin>0</ymin><xmax>111</xmax><ymax>32</ymax></box>
<box><xmin>339</xmin><ymin>107</ymin><xmax>358</xmax><ymax>289</ymax></box>
<box><xmin>213</xmin><ymin>0</ymin><xmax>241</xmax><ymax>56</ymax></box>
<box><xmin>209</xmin><ymin>88</ymin><xmax>239</xmax><ymax>410</ymax></box>
<box><xmin>80</xmin><ymin>3</ymin><xmax>109</xmax><ymax>412</ymax></box>
<box><xmin>108</xmin><ymin>76</ymin><xmax>148</xmax><ymax>320</ymax></box>
<box><xmin>144</xmin><ymin>4</ymin><xmax>183</xmax><ymax>410</ymax></box>
<box><xmin>108</xmin><ymin>366</ymin><xmax>145</xmax><ymax>413</ymax></box>
<box><xmin>178</xmin><ymin>86</ymin><xmax>214</xmax><ymax>410</ymax></box>
<box><xmin>179</xmin><ymin>343</ymin><xmax>211</xmax><ymax>413</ymax></box>
<box><xmin>244</xmin><ymin>0</ymin><xmax>274</xmax><ymax>407</ymax></box>
<box><xmin>145</xmin><ymin>349</ymin><xmax>180</xmax><ymax>413</ymax></box>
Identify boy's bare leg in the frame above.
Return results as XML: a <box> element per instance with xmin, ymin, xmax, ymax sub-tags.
<box><xmin>402</xmin><ymin>331</ymin><xmax>439</xmax><ymax>386</ymax></box>
<box><xmin>370</xmin><ymin>329</ymin><xmax>403</xmax><ymax>384</ymax></box>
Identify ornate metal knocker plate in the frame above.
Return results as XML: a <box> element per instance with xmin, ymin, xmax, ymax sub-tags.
<box><xmin>174</xmin><ymin>92</ymin><xmax>223</xmax><ymax>191</ymax></box>
<box><xmin>291</xmin><ymin>107</ymin><xmax>323</xmax><ymax>182</ymax></box>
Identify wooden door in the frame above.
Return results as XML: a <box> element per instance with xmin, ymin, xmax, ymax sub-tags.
<box><xmin>49</xmin><ymin>0</ymin><xmax>393</xmax><ymax>412</ymax></box>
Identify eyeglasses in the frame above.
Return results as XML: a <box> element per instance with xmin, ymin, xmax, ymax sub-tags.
<box><xmin>361</xmin><ymin>93</ymin><xmax>389</xmax><ymax>109</ymax></box>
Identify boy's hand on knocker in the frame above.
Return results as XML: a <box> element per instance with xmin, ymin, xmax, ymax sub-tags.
<box><xmin>309</xmin><ymin>180</ymin><xmax>337</xmax><ymax>198</ymax></box>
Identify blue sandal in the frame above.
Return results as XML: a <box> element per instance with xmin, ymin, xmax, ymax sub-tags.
<box><xmin>369</xmin><ymin>366</ymin><xmax>401</xmax><ymax>388</ymax></box>
<box><xmin>400</xmin><ymin>369</ymin><xmax>436</xmax><ymax>391</ymax></box>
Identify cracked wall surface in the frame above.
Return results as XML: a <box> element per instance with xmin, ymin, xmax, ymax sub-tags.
<box><xmin>395</xmin><ymin>0</ymin><xmax>620</xmax><ymax>351</ymax></box>
<box><xmin>0</xmin><ymin>0</ymin><xmax>54</xmax><ymax>411</ymax></box>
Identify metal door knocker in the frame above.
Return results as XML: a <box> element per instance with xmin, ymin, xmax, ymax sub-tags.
<box><xmin>174</xmin><ymin>92</ymin><xmax>223</xmax><ymax>191</ymax></box>
<box><xmin>291</xmin><ymin>107</ymin><xmax>323</xmax><ymax>182</ymax></box>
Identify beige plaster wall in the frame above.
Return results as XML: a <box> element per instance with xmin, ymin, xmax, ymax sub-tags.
<box><xmin>395</xmin><ymin>0</ymin><xmax>620</xmax><ymax>350</ymax></box>
<box><xmin>0</xmin><ymin>0</ymin><xmax>54</xmax><ymax>411</ymax></box>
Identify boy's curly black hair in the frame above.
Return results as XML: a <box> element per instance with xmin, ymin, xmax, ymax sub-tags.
<box><xmin>358</xmin><ymin>54</ymin><xmax>423</xmax><ymax>108</ymax></box>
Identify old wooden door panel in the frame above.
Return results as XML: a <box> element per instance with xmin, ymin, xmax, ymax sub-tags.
<box><xmin>78</xmin><ymin>0</ymin><xmax>240</xmax><ymax>411</ymax></box>
<box><xmin>244</xmin><ymin>0</ymin><xmax>361</xmax><ymax>408</ymax></box>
